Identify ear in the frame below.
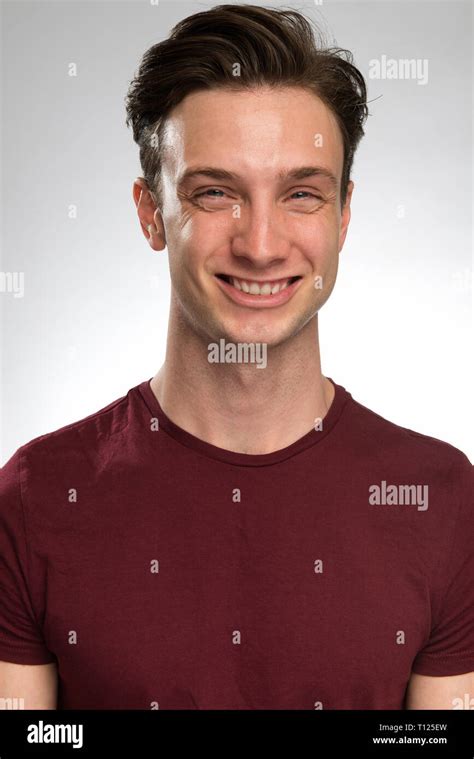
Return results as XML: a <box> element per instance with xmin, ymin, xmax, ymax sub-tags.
<box><xmin>132</xmin><ymin>177</ymin><xmax>166</xmax><ymax>251</ymax></box>
<box><xmin>338</xmin><ymin>180</ymin><xmax>354</xmax><ymax>253</ymax></box>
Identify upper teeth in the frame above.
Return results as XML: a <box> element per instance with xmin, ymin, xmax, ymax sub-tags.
<box><xmin>230</xmin><ymin>277</ymin><xmax>291</xmax><ymax>295</ymax></box>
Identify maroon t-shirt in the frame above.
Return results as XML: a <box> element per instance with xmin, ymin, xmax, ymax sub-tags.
<box><xmin>0</xmin><ymin>377</ymin><xmax>472</xmax><ymax>710</ymax></box>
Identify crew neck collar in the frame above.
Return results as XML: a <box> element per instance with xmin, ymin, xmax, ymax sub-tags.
<box><xmin>137</xmin><ymin>376</ymin><xmax>351</xmax><ymax>467</ymax></box>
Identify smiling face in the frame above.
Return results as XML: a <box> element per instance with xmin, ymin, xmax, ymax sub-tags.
<box><xmin>152</xmin><ymin>86</ymin><xmax>353</xmax><ymax>347</ymax></box>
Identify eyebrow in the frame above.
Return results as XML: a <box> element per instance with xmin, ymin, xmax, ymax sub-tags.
<box><xmin>177</xmin><ymin>165</ymin><xmax>339</xmax><ymax>189</ymax></box>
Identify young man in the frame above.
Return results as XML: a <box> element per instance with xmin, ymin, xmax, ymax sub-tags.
<box><xmin>0</xmin><ymin>5</ymin><xmax>472</xmax><ymax>710</ymax></box>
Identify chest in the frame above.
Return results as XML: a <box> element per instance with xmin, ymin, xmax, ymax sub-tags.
<box><xmin>41</xmin><ymin>489</ymin><xmax>429</xmax><ymax>709</ymax></box>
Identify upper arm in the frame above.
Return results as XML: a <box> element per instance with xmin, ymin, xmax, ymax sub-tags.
<box><xmin>405</xmin><ymin>671</ymin><xmax>474</xmax><ymax>710</ymax></box>
<box><xmin>0</xmin><ymin>660</ymin><xmax>58</xmax><ymax>709</ymax></box>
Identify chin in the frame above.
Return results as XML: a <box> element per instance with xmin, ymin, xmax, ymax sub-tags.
<box><xmin>211</xmin><ymin>315</ymin><xmax>300</xmax><ymax>349</ymax></box>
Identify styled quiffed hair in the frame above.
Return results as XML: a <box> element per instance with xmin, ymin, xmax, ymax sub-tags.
<box><xmin>125</xmin><ymin>4</ymin><xmax>368</xmax><ymax>209</ymax></box>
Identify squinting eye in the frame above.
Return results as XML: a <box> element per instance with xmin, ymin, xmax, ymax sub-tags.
<box><xmin>290</xmin><ymin>191</ymin><xmax>321</xmax><ymax>200</ymax></box>
<box><xmin>195</xmin><ymin>189</ymin><xmax>226</xmax><ymax>198</ymax></box>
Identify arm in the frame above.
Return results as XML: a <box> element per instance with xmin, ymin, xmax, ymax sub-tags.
<box><xmin>405</xmin><ymin>671</ymin><xmax>474</xmax><ymax>709</ymax></box>
<box><xmin>0</xmin><ymin>660</ymin><xmax>58</xmax><ymax>709</ymax></box>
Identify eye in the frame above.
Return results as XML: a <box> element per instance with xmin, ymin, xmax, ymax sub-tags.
<box><xmin>289</xmin><ymin>191</ymin><xmax>322</xmax><ymax>201</ymax></box>
<box><xmin>192</xmin><ymin>188</ymin><xmax>236</xmax><ymax>209</ymax></box>
<box><xmin>194</xmin><ymin>189</ymin><xmax>227</xmax><ymax>199</ymax></box>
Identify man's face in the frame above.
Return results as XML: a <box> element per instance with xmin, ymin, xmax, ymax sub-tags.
<box><xmin>155</xmin><ymin>86</ymin><xmax>353</xmax><ymax>346</ymax></box>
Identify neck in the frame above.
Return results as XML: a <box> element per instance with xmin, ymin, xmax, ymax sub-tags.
<box><xmin>150</xmin><ymin>302</ymin><xmax>334</xmax><ymax>455</ymax></box>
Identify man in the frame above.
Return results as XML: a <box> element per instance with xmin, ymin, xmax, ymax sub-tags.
<box><xmin>0</xmin><ymin>4</ymin><xmax>472</xmax><ymax>710</ymax></box>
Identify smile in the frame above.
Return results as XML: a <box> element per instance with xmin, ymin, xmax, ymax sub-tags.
<box><xmin>214</xmin><ymin>273</ymin><xmax>303</xmax><ymax>308</ymax></box>
<box><xmin>215</xmin><ymin>274</ymin><xmax>301</xmax><ymax>295</ymax></box>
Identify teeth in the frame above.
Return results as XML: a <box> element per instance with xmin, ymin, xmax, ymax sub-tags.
<box><xmin>230</xmin><ymin>277</ymin><xmax>292</xmax><ymax>295</ymax></box>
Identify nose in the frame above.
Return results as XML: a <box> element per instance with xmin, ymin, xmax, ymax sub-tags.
<box><xmin>230</xmin><ymin>196</ymin><xmax>291</xmax><ymax>271</ymax></box>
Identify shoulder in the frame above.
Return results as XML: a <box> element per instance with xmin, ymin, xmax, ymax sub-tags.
<box><xmin>0</xmin><ymin>384</ymin><xmax>141</xmax><ymax>490</ymax></box>
<box><xmin>342</xmin><ymin>388</ymin><xmax>472</xmax><ymax>479</ymax></box>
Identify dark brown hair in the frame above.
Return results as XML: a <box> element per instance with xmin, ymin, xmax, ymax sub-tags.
<box><xmin>125</xmin><ymin>4</ymin><xmax>368</xmax><ymax>209</ymax></box>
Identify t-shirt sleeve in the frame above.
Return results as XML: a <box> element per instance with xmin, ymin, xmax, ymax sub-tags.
<box><xmin>411</xmin><ymin>455</ymin><xmax>474</xmax><ymax>676</ymax></box>
<box><xmin>0</xmin><ymin>447</ymin><xmax>56</xmax><ymax>664</ymax></box>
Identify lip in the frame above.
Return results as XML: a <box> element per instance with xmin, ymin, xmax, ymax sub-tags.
<box><xmin>214</xmin><ymin>274</ymin><xmax>303</xmax><ymax>308</ymax></box>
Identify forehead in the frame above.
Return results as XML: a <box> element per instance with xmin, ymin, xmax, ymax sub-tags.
<box><xmin>160</xmin><ymin>86</ymin><xmax>344</xmax><ymax>182</ymax></box>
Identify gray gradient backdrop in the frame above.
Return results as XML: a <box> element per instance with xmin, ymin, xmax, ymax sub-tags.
<box><xmin>1</xmin><ymin>0</ymin><xmax>472</xmax><ymax>462</ymax></box>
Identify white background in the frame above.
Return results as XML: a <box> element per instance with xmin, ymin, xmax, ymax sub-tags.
<box><xmin>1</xmin><ymin>0</ymin><xmax>472</xmax><ymax>463</ymax></box>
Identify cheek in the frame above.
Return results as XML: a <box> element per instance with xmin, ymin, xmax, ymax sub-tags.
<box><xmin>168</xmin><ymin>214</ymin><xmax>230</xmax><ymax>284</ymax></box>
<box><xmin>301</xmin><ymin>224</ymin><xmax>339</xmax><ymax>272</ymax></box>
<box><xmin>169</xmin><ymin>202</ymin><xmax>223</xmax><ymax>252</ymax></box>
<box><xmin>167</xmin><ymin>231</ymin><xmax>209</xmax><ymax>297</ymax></box>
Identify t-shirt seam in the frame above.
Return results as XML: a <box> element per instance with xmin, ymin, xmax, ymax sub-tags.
<box><xmin>0</xmin><ymin>637</ymin><xmax>51</xmax><ymax>651</ymax></box>
<box><xmin>416</xmin><ymin>649</ymin><xmax>474</xmax><ymax>659</ymax></box>
<box><xmin>154</xmin><ymin>424</ymin><xmax>342</xmax><ymax>467</ymax></box>
<box><xmin>20</xmin><ymin>395</ymin><xmax>128</xmax><ymax>453</ymax></box>
<box><xmin>140</xmin><ymin>387</ymin><xmax>351</xmax><ymax>468</ymax></box>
